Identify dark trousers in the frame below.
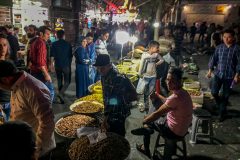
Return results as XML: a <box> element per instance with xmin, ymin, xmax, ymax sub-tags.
<box><xmin>211</xmin><ymin>75</ymin><xmax>232</xmax><ymax>116</ymax></box>
<box><xmin>190</xmin><ymin>34</ymin><xmax>195</xmax><ymax>43</ymax></box>
<box><xmin>55</xmin><ymin>67</ymin><xmax>71</xmax><ymax>95</ymax></box>
<box><xmin>159</xmin><ymin>78</ymin><xmax>169</xmax><ymax>97</ymax></box>
<box><xmin>39</xmin><ymin>152</ymin><xmax>52</xmax><ymax>160</ymax></box>
<box><xmin>143</xmin><ymin>119</ymin><xmax>182</xmax><ymax>152</ymax></box>
<box><xmin>108</xmin><ymin>118</ymin><xmax>126</xmax><ymax>137</ymax></box>
<box><xmin>173</xmin><ymin>54</ymin><xmax>183</xmax><ymax>67</ymax></box>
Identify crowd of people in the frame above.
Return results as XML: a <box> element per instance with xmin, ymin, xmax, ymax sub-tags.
<box><xmin>0</xmin><ymin>19</ymin><xmax>240</xmax><ymax>160</ymax></box>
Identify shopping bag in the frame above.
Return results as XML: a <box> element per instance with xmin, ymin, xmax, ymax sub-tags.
<box><xmin>77</xmin><ymin>126</ymin><xmax>99</xmax><ymax>138</ymax></box>
<box><xmin>136</xmin><ymin>78</ymin><xmax>146</xmax><ymax>94</ymax></box>
<box><xmin>89</xmin><ymin>65</ymin><xmax>96</xmax><ymax>84</ymax></box>
<box><xmin>87</xmin><ymin>130</ymin><xmax>107</xmax><ymax>144</ymax></box>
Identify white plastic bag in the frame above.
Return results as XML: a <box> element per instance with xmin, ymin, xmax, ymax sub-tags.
<box><xmin>163</xmin><ymin>53</ymin><xmax>176</xmax><ymax>66</ymax></box>
<box><xmin>136</xmin><ymin>78</ymin><xmax>146</xmax><ymax>94</ymax></box>
<box><xmin>77</xmin><ymin>127</ymin><xmax>99</xmax><ymax>138</ymax></box>
<box><xmin>87</xmin><ymin>130</ymin><xmax>107</xmax><ymax>144</ymax></box>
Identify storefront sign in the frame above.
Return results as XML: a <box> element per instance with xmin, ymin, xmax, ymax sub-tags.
<box><xmin>216</xmin><ymin>5</ymin><xmax>225</xmax><ymax>13</ymax></box>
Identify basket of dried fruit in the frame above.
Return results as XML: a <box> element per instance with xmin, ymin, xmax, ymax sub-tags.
<box><xmin>88</xmin><ymin>81</ymin><xmax>102</xmax><ymax>93</ymax></box>
<box><xmin>75</xmin><ymin>94</ymin><xmax>104</xmax><ymax>104</ymax></box>
<box><xmin>68</xmin><ymin>132</ymin><xmax>130</xmax><ymax>160</ymax></box>
<box><xmin>187</xmin><ymin>90</ymin><xmax>204</xmax><ymax>104</ymax></box>
<box><xmin>70</xmin><ymin>101</ymin><xmax>104</xmax><ymax>114</ymax></box>
<box><xmin>55</xmin><ymin>114</ymin><xmax>98</xmax><ymax>138</ymax></box>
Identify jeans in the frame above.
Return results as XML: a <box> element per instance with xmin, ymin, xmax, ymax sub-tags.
<box><xmin>1</xmin><ymin>103</ymin><xmax>11</xmax><ymax>121</ymax></box>
<box><xmin>143</xmin><ymin>77</ymin><xmax>156</xmax><ymax>112</ymax></box>
<box><xmin>31</xmin><ymin>72</ymin><xmax>55</xmax><ymax>102</ymax></box>
<box><xmin>89</xmin><ymin>66</ymin><xmax>96</xmax><ymax>85</ymax></box>
<box><xmin>55</xmin><ymin>67</ymin><xmax>71</xmax><ymax>95</ymax></box>
<box><xmin>107</xmin><ymin>117</ymin><xmax>126</xmax><ymax>137</ymax></box>
<box><xmin>211</xmin><ymin>75</ymin><xmax>232</xmax><ymax>116</ymax></box>
<box><xmin>45</xmin><ymin>81</ymin><xmax>55</xmax><ymax>102</ymax></box>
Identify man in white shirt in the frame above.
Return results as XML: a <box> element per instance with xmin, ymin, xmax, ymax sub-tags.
<box><xmin>0</xmin><ymin>60</ymin><xmax>55</xmax><ymax>160</ymax></box>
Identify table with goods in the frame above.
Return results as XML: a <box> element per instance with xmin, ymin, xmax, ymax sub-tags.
<box><xmin>54</xmin><ymin>80</ymin><xmax>131</xmax><ymax>160</ymax></box>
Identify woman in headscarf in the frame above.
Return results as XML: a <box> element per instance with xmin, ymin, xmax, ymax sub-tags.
<box><xmin>74</xmin><ymin>37</ymin><xmax>91</xmax><ymax>98</ymax></box>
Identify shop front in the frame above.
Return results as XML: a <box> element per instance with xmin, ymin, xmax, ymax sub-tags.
<box><xmin>11</xmin><ymin>0</ymin><xmax>49</xmax><ymax>40</ymax></box>
<box><xmin>0</xmin><ymin>0</ymin><xmax>12</xmax><ymax>26</ymax></box>
<box><xmin>181</xmin><ymin>1</ymin><xmax>240</xmax><ymax>27</ymax></box>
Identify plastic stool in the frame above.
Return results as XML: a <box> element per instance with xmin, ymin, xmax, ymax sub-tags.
<box><xmin>189</xmin><ymin>108</ymin><xmax>213</xmax><ymax>144</ymax></box>
<box><xmin>152</xmin><ymin>132</ymin><xmax>187</xmax><ymax>160</ymax></box>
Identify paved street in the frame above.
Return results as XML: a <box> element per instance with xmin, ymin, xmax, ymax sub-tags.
<box><xmin>51</xmin><ymin>46</ymin><xmax>240</xmax><ymax>160</ymax></box>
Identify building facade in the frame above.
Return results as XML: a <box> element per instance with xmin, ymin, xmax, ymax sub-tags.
<box><xmin>181</xmin><ymin>0</ymin><xmax>240</xmax><ymax>27</ymax></box>
<box><xmin>0</xmin><ymin>0</ymin><xmax>12</xmax><ymax>26</ymax></box>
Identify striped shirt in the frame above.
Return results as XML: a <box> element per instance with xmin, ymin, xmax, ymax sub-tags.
<box><xmin>158</xmin><ymin>36</ymin><xmax>175</xmax><ymax>55</ymax></box>
<box><xmin>208</xmin><ymin>43</ymin><xmax>240</xmax><ymax>79</ymax></box>
<box><xmin>95</xmin><ymin>39</ymin><xmax>108</xmax><ymax>55</ymax></box>
<box><xmin>138</xmin><ymin>52</ymin><xmax>163</xmax><ymax>77</ymax></box>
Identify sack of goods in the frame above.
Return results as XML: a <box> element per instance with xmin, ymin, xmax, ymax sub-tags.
<box><xmin>68</xmin><ymin>132</ymin><xmax>130</xmax><ymax>160</ymax></box>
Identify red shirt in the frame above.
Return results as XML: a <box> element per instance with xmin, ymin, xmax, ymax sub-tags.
<box><xmin>30</xmin><ymin>37</ymin><xmax>47</xmax><ymax>73</ymax></box>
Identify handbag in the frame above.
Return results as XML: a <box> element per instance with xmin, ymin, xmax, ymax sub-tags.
<box><xmin>136</xmin><ymin>78</ymin><xmax>146</xmax><ymax>94</ymax></box>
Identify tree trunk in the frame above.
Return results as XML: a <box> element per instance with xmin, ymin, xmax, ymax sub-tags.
<box><xmin>175</xmin><ymin>0</ymin><xmax>182</xmax><ymax>25</ymax></box>
<box><xmin>154</xmin><ymin>2</ymin><xmax>161</xmax><ymax>41</ymax></box>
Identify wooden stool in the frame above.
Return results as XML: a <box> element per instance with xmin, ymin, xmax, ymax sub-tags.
<box><xmin>189</xmin><ymin>108</ymin><xmax>213</xmax><ymax>144</ymax></box>
<box><xmin>152</xmin><ymin>132</ymin><xmax>187</xmax><ymax>160</ymax></box>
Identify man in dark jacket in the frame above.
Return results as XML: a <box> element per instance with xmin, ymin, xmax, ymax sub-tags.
<box><xmin>94</xmin><ymin>54</ymin><xmax>137</xmax><ymax>137</ymax></box>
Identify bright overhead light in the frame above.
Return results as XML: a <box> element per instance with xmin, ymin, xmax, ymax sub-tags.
<box><xmin>153</xmin><ymin>22</ymin><xmax>159</xmax><ymax>28</ymax></box>
<box><xmin>116</xmin><ymin>30</ymin><xmax>130</xmax><ymax>45</ymax></box>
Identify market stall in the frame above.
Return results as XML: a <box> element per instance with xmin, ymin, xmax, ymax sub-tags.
<box><xmin>54</xmin><ymin>80</ymin><xmax>131</xmax><ymax>160</ymax></box>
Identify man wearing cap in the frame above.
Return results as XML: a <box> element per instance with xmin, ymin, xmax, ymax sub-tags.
<box><xmin>93</xmin><ymin>54</ymin><xmax>137</xmax><ymax>136</ymax></box>
<box><xmin>0</xmin><ymin>60</ymin><xmax>55</xmax><ymax>160</ymax></box>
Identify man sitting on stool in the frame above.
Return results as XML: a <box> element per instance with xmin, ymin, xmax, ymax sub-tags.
<box><xmin>131</xmin><ymin>67</ymin><xmax>193</xmax><ymax>159</ymax></box>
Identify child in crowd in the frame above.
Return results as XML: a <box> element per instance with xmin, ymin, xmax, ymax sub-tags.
<box><xmin>138</xmin><ymin>41</ymin><xmax>164</xmax><ymax>113</ymax></box>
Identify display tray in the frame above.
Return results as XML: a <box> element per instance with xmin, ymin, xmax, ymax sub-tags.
<box><xmin>88</xmin><ymin>81</ymin><xmax>102</xmax><ymax>93</ymax></box>
<box><xmin>55</xmin><ymin>114</ymin><xmax>97</xmax><ymax>138</ymax></box>
<box><xmin>88</xmin><ymin>84</ymin><xmax>102</xmax><ymax>94</ymax></box>
<box><xmin>70</xmin><ymin>101</ymin><xmax>104</xmax><ymax>114</ymax></box>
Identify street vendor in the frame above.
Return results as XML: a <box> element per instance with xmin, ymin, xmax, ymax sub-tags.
<box><xmin>132</xmin><ymin>67</ymin><xmax>193</xmax><ymax>159</ymax></box>
<box><xmin>93</xmin><ymin>54</ymin><xmax>137</xmax><ymax>137</ymax></box>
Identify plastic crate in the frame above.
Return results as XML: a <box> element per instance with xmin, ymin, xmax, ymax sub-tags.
<box><xmin>191</xmin><ymin>91</ymin><xmax>204</xmax><ymax>104</ymax></box>
<box><xmin>183</xmin><ymin>81</ymin><xmax>200</xmax><ymax>90</ymax></box>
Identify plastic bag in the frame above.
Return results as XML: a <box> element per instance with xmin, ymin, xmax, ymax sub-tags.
<box><xmin>77</xmin><ymin>126</ymin><xmax>99</xmax><ymax>138</ymax></box>
<box><xmin>87</xmin><ymin>130</ymin><xmax>107</xmax><ymax>144</ymax></box>
<box><xmin>136</xmin><ymin>78</ymin><xmax>146</xmax><ymax>94</ymax></box>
